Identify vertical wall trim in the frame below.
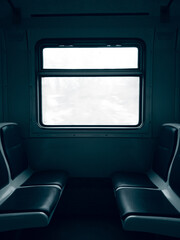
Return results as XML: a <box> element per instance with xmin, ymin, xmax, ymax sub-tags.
<box><xmin>175</xmin><ymin>27</ymin><xmax>180</xmax><ymax>122</ymax></box>
<box><xmin>1</xmin><ymin>30</ymin><xmax>8</xmax><ymax>121</ymax></box>
<box><xmin>0</xmin><ymin>31</ymin><xmax>3</xmax><ymax>121</ymax></box>
<box><xmin>25</xmin><ymin>29</ymin><xmax>31</xmax><ymax>137</ymax></box>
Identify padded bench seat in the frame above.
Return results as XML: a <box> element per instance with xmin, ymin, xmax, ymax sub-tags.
<box><xmin>116</xmin><ymin>188</ymin><xmax>179</xmax><ymax>219</ymax></box>
<box><xmin>0</xmin><ymin>187</ymin><xmax>60</xmax><ymax>216</ymax></box>
<box><xmin>112</xmin><ymin>123</ymin><xmax>180</xmax><ymax>238</ymax></box>
<box><xmin>22</xmin><ymin>170</ymin><xmax>68</xmax><ymax>188</ymax></box>
<box><xmin>0</xmin><ymin>186</ymin><xmax>61</xmax><ymax>231</ymax></box>
<box><xmin>0</xmin><ymin>122</ymin><xmax>68</xmax><ymax>232</ymax></box>
<box><xmin>112</xmin><ymin>172</ymin><xmax>157</xmax><ymax>190</ymax></box>
<box><xmin>112</xmin><ymin>124</ymin><xmax>178</xmax><ymax>191</ymax></box>
<box><xmin>0</xmin><ymin>123</ymin><xmax>68</xmax><ymax>190</ymax></box>
<box><xmin>115</xmin><ymin>188</ymin><xmax>180</xmax><ymax>238</ymax></box>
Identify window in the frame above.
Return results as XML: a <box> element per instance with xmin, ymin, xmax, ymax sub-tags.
<box><xmin>37</xmin><ymin>39</ymin><xmax>144</xmax><ymax>128</ymax></box>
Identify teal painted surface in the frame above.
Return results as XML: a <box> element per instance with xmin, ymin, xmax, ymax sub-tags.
<box><xmin>0</xmin><ymin>1</ymin><xmax>179</xmax><ymax>177</ymax></box>
<box><xmin>27</xmin><ymin>137</ymin><xmax>153</xmax><ymax>177</ymax></box>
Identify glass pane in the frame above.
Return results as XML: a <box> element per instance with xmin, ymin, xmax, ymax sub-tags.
<box><xmin>41</xmin><ymin>77</ymin><xmax>140</xmax><ymax>126</ymax></box>
<box><xmin>43</xmin><ymin>47</ymin><xmax>138</xmax><ymax>69</ymax></box>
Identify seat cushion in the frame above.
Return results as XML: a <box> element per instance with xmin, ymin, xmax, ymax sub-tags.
<box><xmin>116</xmin><ymin>188</ymin><xmax>179</xmax><ymax>219</ymax></box>
<box><xmin>0</xmin><ymin>186</ymin><xmax>60</xmax><ymax>216</ymax></box>
<box><xmin>22</xmin><ymin>170</ymin><xmax>68</xmax><ymax>188</ymax></box>
<box><xmin>112</xmin><ymin>172</ymin><xmax>156</xmax><ymax>191</ymax></box>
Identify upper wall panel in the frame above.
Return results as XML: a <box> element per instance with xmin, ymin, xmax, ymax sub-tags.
<box><xmin>0</xmin><ymin>0</ymin><xmax>180</xmax><ymax>21</ymax></box>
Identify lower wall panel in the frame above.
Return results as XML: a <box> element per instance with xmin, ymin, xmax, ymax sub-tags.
<box><xmin>27</xmin><ymin>137</ymin><xmax>153</xmax><ymax>177</ymax></box>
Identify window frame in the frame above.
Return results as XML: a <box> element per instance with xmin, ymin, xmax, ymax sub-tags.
<box><xmin>36</xmin><ymin>38</ymin><xmax>145</xmax><ymax>130</ymax></box>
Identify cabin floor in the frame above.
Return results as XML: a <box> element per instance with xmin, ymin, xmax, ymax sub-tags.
<box><xmin>0</xmin><ymin>178</ymin><xmax>178</xmax><ymax>240</ymax></box>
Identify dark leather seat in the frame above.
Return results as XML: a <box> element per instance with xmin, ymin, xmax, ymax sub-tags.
<box><xmin>1</xmin><ymin>123</ymin><xmax>68</xmax><ymax>189</ymax></box>
<box><xmin>112</xmin><ymin>124</ymin><xmax>178</xmax><ymax>190</ymax></box>
<box><xmin>22</xmin><ymin>170</ymin><xmax>68</xmax><ymax>188</ymax></box>
<box><xmin>152</xmin><ymin>124</ymin><xmax>178</xmax><ymax>181</ymax></box>
<box><xmin>0</xmin><ymin>187</ymin><xmax>60</xmax><ymax>216</ymax></box>
<box><xmin>0</xmin><ymin>122</ymin><xmax>68</xmax><ymax>232</ymax></box>
<box><xmin>113</xmin><ymin>124</ymin><xmax>180</xmax><ymax>238</ymax></box>
<box><xmin>116</xmin><ymin>188</ymin><xmax>178</xmax><ymax>219</ymax></box>
<box><xmin>1</xmin><ymin>124</ymin><xmax>28</xmax><ymax>180</ymax></box>
<box><xmin>112</xmin><ymin>172</ymin><xmax>156</xmax><ymax>190</ymax></box>
<box><xmin>0</xmin><ymin>186</ymin><xmax>61</xmax><ymax>232</ymax></box>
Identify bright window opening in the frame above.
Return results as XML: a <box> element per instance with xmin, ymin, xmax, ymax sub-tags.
<box><xmin>41</xmin><ymin>77</ymin><xmax>140</xmax><ymax>126</ymax></box>
<box><xmin>43</xmin><ymin>47</ymin><xmax>138</xmax><ymax>69</ymax></box>
<box><xmin>37</xmin><ymin>40</ymin><xmax>144</xmax><ymax>128</ymax></box>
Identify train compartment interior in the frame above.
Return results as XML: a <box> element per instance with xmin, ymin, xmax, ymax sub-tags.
<box><xmin>0</xmin><ymin>0</ymin><xmax>180</xmax><ymax>239</ymax></box>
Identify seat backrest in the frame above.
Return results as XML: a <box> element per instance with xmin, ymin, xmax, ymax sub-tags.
<box><xmin>1</xmin><ymin>124</ymin><xmax>28</xmax><ymax>179</ymax></box>
<box><xmin>152</xmin><ymin>125</ymin><xmax>178</xmax><ymax>181</ymax></box>
<box><xmin>169</xmin><ymin>149</ymin><xmax>180</xmax><ymax>197</ymax></box>
<box><xmin>0</xmin><ymin>150</ymin><xmax>9</xmax><ymax>189</ymax></box>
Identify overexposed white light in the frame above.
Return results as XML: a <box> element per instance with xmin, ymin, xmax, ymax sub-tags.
<box><xmin>43</xmin><ymin>47</ymin><xmax>138</xmax><ymax>69</ymax></box>
<box><xmin>41</xmin><ymin>77</ymin><xmax>140</xmax><ymax>126</ymax></box>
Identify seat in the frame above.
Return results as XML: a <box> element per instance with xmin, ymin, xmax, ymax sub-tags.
<box><xmin>22</xmin><ymin>170</ymin><xmax>68</xmax><ymax>188</ymax></box>
<box><xmin>114</xmin><ymin>124</ymin><xmax>180</xmax><ymax>238</ymax></box>
<box><xmin>0</xmin><ymin>186</ymin><xmax>61</xmax><ymax>232</ymax></box>
<box><xmin>1</xmin><ymin>123</ymin><xmax>68</xmax><ymax>189</ymax></box>
<box><xmin>112</xmin><ymin>172</ymin><xmax>156</xmax><ymax>190</ymax></box>
<box><xmin>112</xmin><ymin>124</ymin><xmax>178</xmax><ymax>191</ymax></box>
<box><xmin>0</xmin><ymin>122</ymin><xmax>68</xmax><ymax>232</ymax></box>
<box><xmin>116</xmin><ymin>188</ymin><xmax>179</xmax><ymax>219</ymax></box>
<box><xmin>115</xmin><ymin>187</ymin><xmax>180</xmax><ymax>237</ymax></box>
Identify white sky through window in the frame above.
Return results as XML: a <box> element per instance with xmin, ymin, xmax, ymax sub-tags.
<box><xmin>43</xmin><ymin>47</ymin><xmax>138</xmax><ymax>69</ymax></box>
<box><xmin>41</xmin><ymin>77</ymin><xmax>140</xmax><ymax>126</ymax></box>
<box><xmin>41</xmin><ymin>46</ymin><xmax>141</xmax><ymax>126</ymax></box>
